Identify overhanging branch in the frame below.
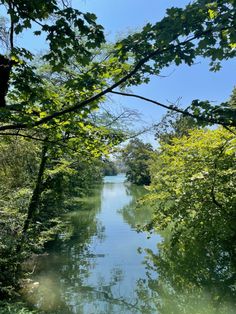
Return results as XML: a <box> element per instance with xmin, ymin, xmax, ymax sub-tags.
<box><xmin>110</xmin><ymin>90</ymin><xmax>236</xmax><ymax>128</ymax></box>
<box><xmin>0</xmin><ymin>25</ymin><xmax>234</xmax><ymax>132</ymax></box>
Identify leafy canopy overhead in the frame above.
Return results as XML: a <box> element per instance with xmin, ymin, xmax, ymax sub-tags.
<box><xmin>0</xmin><ymin>0</ymin><xmax>235</xmax><ymax>134</ymax></box>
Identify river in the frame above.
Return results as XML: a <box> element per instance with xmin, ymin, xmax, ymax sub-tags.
<box><xmin>22</xmin><ymin>174</ymin><xmax>236</xmax><ymax>314</ymax></box>
<box><xmin>23</xmin><ymin>174</ymin><xmax>160</xmax><ymax>313</ymax></box>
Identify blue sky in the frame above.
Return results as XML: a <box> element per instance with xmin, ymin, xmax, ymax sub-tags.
<box><xmin>73</xmin><ymin>0</ymin><xmax>236</xmax><ymax>143</ymax></box>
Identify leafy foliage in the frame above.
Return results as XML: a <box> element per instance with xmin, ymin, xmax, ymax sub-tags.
<box><xmin>148</xmin><ymin>127</ymin><xmax>236</xmax><ymax>236</ymax></box>
<box><xmin>114</xmin><ymin>0</ymin><xmax>236</xmax><ymax>85</ymax></box>
<box><xmin>0</xmin><ymin>0</ymin><xmax>235</xmax><ymax>132</ymax></box>
<box><xmin>122</xmin><ymin>139</ymin><xmax>153</xmax><ymax>185</ymax></box>
<box><xmin>144</xmin><ymin>127</ymin><xmax>236</xmax><ymax>307</ymax></box>
<box><xmin>155</xmin><ymin>111</ymin><xmax>200</xmax><ymax>144</ymax></box>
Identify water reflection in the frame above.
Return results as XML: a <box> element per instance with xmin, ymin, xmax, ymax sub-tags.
<box><xmin>24</xmin><ymin>175</ymin><xmax>159</xmax><ymax>313</ymax></box>
<box><xmin>119</xmin><ymin>184</ymin><xmax>154</xmax><ymax>228</ymax></box>
<box><xmin>23</xmin><ymin>175</ymin><xmax>236</xmax><ymax>313</ymax></box>
<box><xmin>134</xmin><ymin>226</ymin><xmax>236</xmax><ymax>314</ymax></box>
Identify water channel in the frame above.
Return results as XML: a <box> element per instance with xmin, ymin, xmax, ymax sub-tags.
<box><xmin>23</xmin><ymin>175</ymin><xmax>236</xmax><ymax>314</ymax></box>
<box><xmin>24</xmin><ymin>175</ymin><xmax>160</xmax><ymax>313</ymax></box>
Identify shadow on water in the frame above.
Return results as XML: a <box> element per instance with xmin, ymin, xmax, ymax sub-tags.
<box><xmin>22</xmin><ymin>175</ymin><xmax>236</xmax><ymax>313</ymax></box>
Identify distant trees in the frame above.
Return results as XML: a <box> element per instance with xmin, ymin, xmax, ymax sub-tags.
<box><xmin>122</xmin><ymin>139</ymin><xmax>153</xmax><ymax>185</ymax></box>
<box><xmin>155</xmin><ymin>111</ymin><xmax>200</xmax><ymax>144</ymax></box>
<box><xmin>102</xmin><ymin>159</ymin><xmax>118</xmax><ymax>176</ymax></box>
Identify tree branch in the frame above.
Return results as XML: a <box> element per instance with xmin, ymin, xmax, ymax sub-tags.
<box><xmin>224</xmin><ymin>125</ymin><xmax>236</xmax><ymax>135</ymax></box>
<box><xmin>8</xmin><ymin>1</ymin><xmax>14</xmax><ymax>51</ymax></box>
<box><xmin>110</xmin><ymin>91</ymin><xmax>236</xmax><ymax>128</ymax></box>
<box><xmin>0</xmin><ymin>25</ymin><xmax>234</xmax><ymax>131</ymax></box>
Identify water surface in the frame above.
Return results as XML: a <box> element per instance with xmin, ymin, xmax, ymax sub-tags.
<box><xmin>24</xmin><ymin>175</ymin><xmax>236</xmax><ymax>314</ymax></box>
<box><xmin>26</xmin><ymin>175</ymin><xmax>160</xmax><ymax>313</ymax></box>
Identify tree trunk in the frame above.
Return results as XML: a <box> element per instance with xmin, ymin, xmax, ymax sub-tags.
<box><xmin>17</xmin><ymin>141</ymin><xmax>48</xmax><ymax>252</ymax></box>
<box><xmin>0</xmin><ymin>55</ymin><xmax>16</xmax><ymax>107</ymax></box>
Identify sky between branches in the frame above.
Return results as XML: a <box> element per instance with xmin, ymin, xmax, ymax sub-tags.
<box><xmin>15</xmin><ymin>0</ymin><xmax>236</xmax><ymax>145</ymax></box>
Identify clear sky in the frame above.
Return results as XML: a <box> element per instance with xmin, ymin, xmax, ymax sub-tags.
<box><xmin>73</xmin><ymin>0</ymin><xmax>236</xmax><ymax>144</ymax></box>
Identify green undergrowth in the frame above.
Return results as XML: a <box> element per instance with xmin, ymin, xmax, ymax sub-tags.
<box><xmin>0</xmin><ymin>301</ymin><xmax>40</xmax><ymax>314</ymax></box>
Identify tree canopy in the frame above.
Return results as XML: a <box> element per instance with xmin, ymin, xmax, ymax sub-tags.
<box><xmin>142</xmin><ymin>110</ymin><xmax>236</xmax><ymax>310</ymax></box>
<box><xmin>0</xmin><ymin>0</ymin><xmax>236</xmax><ymax>136</ymax></box>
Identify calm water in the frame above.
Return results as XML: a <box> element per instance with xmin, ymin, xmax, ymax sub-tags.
<box><xmin>23</xmin><ymin>175</ymin><xmax>236</xmax><ymax>314</ymax></box>
<box><xmin>24</xmin><ymin>175</ymin><xmax>160</xmax><ymax>313</ymax></box>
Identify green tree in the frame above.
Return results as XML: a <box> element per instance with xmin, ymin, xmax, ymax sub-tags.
<box><xmin>144</xmin><ymin>127</ymin><xmax>236</xmax><ymax>306</ymax></box>
<box><xmin>0</xmin><ymin>128</ymin><xmax>120</xmax><ymax>296</ymax></box>
<box><xmin>102</xmin><ymin>158</ymin><xmax>118</xmax><ymax>176</ymax></box>
<box><xmin>155</xmin><ymin>111</ymin><xmax>200</xmax><ymax>144</ymax></box>
<box><xmin>137</xmin><ymin>86</ymin><xmax>236</xmax><ymax>314</ymax></box>
<box><xmin>122</xmin><ymin>138</ymin><xmax>153</xmax><ymax>185</ymax></box>
<box><xmin>147</xmin><ymin>127</ymin><xmax>236</xmax><ymax>240</ymax></box>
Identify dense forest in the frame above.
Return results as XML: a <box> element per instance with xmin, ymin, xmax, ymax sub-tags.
<box><xmin>0</xmin><ymin>0</ymin><xmax>235</xmax><ymax>313</ymax></box>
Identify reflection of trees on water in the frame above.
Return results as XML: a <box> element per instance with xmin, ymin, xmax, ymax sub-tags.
<box><xmin>119</xmin><ymin>184</ymin><xmax>154</xmax><ymax>228</ymax></box>
<box><xmin>25</xmin><ymin>186</ymin><xmax>105</xmax><ymax>313</ymax></box>
<box><xmin>133</xmin><ymin>229</ymin><xmax>236</xmax><ymax>314</ymax></box>
<box><xmin>66</xmin><ymin>268</ymin><xmax>143</xmax><ymax>314</ymax></box>
<box><xmin>26</xmin><ymin>181</ymin><xmax>236</xmax><ymax>313</ymax></box>
<box><xmin>118</xmin><ymin>184</ymin><xmax>236</xmax><ymax>313</ymax></box>
<box><xmin>26</xmin><ymin>184</ymin><xmax>147</xmax><ymax>313</ymax></box>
